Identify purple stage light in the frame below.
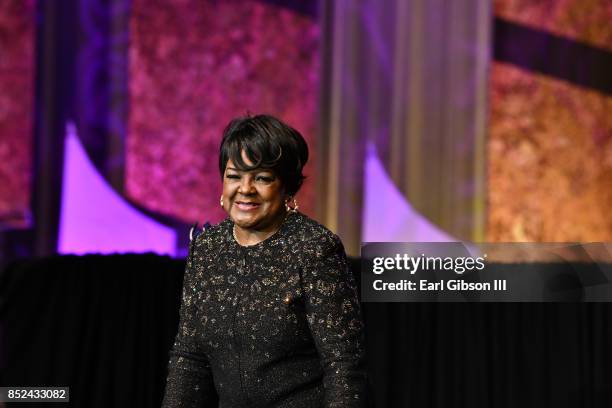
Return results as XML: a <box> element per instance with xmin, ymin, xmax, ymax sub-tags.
<box><xmin>58</xmin><ymin>122</ymin><xmax>176</xmax><ymax>256</ymax></box>
<box><xmin>362</xmin><ymin>143</ymin><xmax>455</xmax><ymax>243</ymax></box>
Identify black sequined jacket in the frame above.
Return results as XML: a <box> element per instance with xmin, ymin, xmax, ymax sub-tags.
<box><xmin>161</xmin><ymin>212</ymin><xmax>367</xmax><ymax>408</ymax></box>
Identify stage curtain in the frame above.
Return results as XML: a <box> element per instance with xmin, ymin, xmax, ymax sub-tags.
<box><xmin>362</xmin><ymin>301</ymin><xmax>612</xmax><ymax>407</ymax></box>
<box><xmin>0</xmin><ymin>254</ymin><xmax>183</xmax><ymax>407</ymax></box>
<box><xmin>318</xmin><ymin>0</ymin><xmax>490</xmax><ymax>254</ymax></box>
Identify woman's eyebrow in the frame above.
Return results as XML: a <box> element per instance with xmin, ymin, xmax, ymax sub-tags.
<box><xmin>226</xmin><ymin>167</ymin><xmax>274</xmax><ymax>174</ymax></box>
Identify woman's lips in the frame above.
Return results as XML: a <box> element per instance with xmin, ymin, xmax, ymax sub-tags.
<box><xmin>235</xmin><ymin>201</ymin><xmax>261</xmax><ymax>211</ymax></box>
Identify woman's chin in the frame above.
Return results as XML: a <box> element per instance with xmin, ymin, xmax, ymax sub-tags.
<box><xmin>231</xmin><ymin>214</ymin><xmax>259</xmax><ymax>229</ymax></box>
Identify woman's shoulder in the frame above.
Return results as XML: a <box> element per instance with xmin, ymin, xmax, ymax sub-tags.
<box><xmin>191</xmin><ymin>218</ymin><xmax>232</xmax><ymax>249</ymax></box>
<box><xmin>286</xmin><ymin>214</ymin><xmax>348</xmax><ymax>276</ymax></box>
<box><xmin>286</xmin><ymin>212</ymin><xmax>343</xmax><ymax>250</ymax></box>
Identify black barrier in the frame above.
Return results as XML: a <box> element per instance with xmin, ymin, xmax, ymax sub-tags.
<box><xmin>1</xmin><ymin>254</ymin><xmax>612</xmax><ymax>407</ymax></box>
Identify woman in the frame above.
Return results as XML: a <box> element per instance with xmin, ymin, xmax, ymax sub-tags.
<box><xmin>162</xmin><ymin>114</ymin><xmax>366</xmax><ymax>407</ymax></box>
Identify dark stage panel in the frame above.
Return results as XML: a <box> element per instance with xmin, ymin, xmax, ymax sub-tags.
<box><xmin>1</xmin><ymin>255</ymin><xmax>611</xmax><ymax>407</ymax></box>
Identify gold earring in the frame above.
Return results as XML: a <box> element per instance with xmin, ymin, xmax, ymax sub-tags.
<box><xmin>285</xmin><ymin>197</ymin><xmax>299</xmax><ymax>213</ymax></box>
<box><xmin>220</xmin><ymin>195</ymin><xmax>224</xmax><ymax>207</ymax></box>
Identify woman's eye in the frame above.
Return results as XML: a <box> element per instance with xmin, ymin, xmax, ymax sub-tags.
<box><xmin>256</xmin><ymin>176</ymin><xmax>274</xmax><ymax>182</ymax></box>
<box><xmin>226</xmin><ymin>174</ymin><xmax>240</xmax><ymax>179</ymax></box>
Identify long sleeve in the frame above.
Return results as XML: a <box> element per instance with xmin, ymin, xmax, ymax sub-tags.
<box><xmin>162</xmin><ymin>239</ymin><xmax>218</xmax><ymax>408</ymax></box>
<box><xmin>301</xmin><ymin>233</ymin><xmax>367</xmax><ymax>408</ymax></box>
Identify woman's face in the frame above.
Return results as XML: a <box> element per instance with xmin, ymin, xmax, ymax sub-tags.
<box><xmin>222</xmin><ymin>152</ymin><xmax>286</xmax><ymax>231</ymax></box>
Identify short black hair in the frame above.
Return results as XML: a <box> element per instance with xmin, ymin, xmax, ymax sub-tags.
<box><xmin>219</xmin><ymin>114</ymin><xmax>309</xmax><ymax>196</ymax></box>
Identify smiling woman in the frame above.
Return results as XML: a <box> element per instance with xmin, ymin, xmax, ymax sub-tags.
<box><xmin>223</xmin><ymin>158</ymin><xmax>286</xmax><ymax>243</ymax></box>
<box><xmin>218</xmin><ymin>115</ymin><xmax>307</xmax><ymax>244</ymax></box>
<box><xmin>162</xmin><ymin>114</ymin><xmax>367</xmax><ymax>408</ymax></box>
<box><xmin>220</xmin><ymin>115</ymin><xmax>306</xmax><ymax>246</ymax></box>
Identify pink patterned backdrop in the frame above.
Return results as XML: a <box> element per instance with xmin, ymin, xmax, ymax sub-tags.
<box><xmin>0</xmin><ymin>0</ymin><xmax>34</xmax><ymax>227</ymax></box>
<box><xmin>127</xmin><ymin>0</ymin><xmax>320</xmax><ymax>225</ymax></box>
<box><xmin>488</xmin><ymin>0</ymin><xmax>612</xmax><ymax>241</ymax></box>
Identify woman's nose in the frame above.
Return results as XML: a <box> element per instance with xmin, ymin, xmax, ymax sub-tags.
<box><xmin>238</xmin><ymin>176</ymin><xmax>255</xmax><ymax>194</ymax></box>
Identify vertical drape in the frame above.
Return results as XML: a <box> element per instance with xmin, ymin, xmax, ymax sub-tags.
<box><xmin>31</xmin><ymin>0</ymin><xmax>77</xmax><ymax>256</ymax></box>
<box><xmin>318</xmin><ymin>0</ymin><xmax>490</xmax><ymax>254</ymax></box>
<box><xmin>317</xmin><ymin>0</ymin><xmax>366</xmax><ymax>256</ymax></box>
<box><xmin>75</xmin><ymin>0</ymin><xmax>131</xmax><ymax>192</ymax></box>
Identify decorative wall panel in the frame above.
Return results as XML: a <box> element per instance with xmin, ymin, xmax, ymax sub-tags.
<box><xmin>495</xmin><ymin>0</ymin><xmax>612</xmax><ymax>51</ymax></box>
<box><xmin>489</xmin><ymin>0</ymin><xmax>612</xmax><ymax>241</ymax></box>
<box><xmin>128</xmin><ymin>0</ymin><xmax>319</xmax><ymax>224</ymax></box>
<box><xmin>0</xmin><ymin>0</ymin><xmax>34</xmax><ymax>227</ymax></box>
